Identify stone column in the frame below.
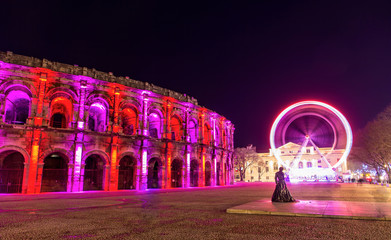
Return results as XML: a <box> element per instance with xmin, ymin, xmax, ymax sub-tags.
<box><xmin>140</xmin><ymin>146</ymin><xmax>148</xmax><ymax>190</ymax></box>
<box><xmin>141</xmin><ymin>93</ymin><xmax>149</xmax><ymax>136</ymax></box>
<box><xmin>109</xmin><ymin>88</ymin><xmax>120</xmax><ymax>191</ymax></box>
<box><xmin>72</xmin><ymin>81</ymin><xmax>86</xmax><ymax>192</ymax></box>
<box><xmin>27</xmin><ymin>73</ymin><xmax>47</xmax><ymax>193</ymax></box>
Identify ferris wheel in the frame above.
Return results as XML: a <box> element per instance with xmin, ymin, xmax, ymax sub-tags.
<box><xmin>269</xmin><ymin>101</ymin><xmax>353</xmax><ymax>175</ymax></box>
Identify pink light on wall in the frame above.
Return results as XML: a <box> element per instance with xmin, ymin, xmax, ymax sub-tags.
<box><xmin>186</xmin><ymin>151</ymin><xmax>190</xmax><ymax>187</ymax></box>
<box><xmin>72</xmin><ymin>144</ymin><xmax>83</xmax><ymax>192</ymax></box>
<box><xmin>77</xmin><ymin>121</ymin><xmax>84</xmax><ymax>130</ymax></box>
<box><xmin>142</xmin><ymin>149</ymin><xmax>147</xmax><ymax>175</ymax></box>
<box><xmin>142</xmin><ymin>95</ymin><xmax>149</xmax><ymax>136</ymax></box>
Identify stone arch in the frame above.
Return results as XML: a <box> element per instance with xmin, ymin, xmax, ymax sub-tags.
<box><xmin>119</xmin><ymin>99</ymin><xmax>141</xmax><ymax>113</ymax></box>
<box><xmin>222</xmin><ymin>127</ymin><xmax>227</xmax><ymax>148</ymax></box>
<box><xmin>171</xmin><ymin>158</ymin><xmax>184</xmax><ymax>188</ymax></box>
<box><xmin>0</xmin><ymin>145</ymin><xmax>30</xmax><ymax>164</ymax></box>
<box><xmin>121</xmin><ymin>104</ymin><xmax>139</xmax><ymax>135</ymax></box>
<box><xmin>215</xmin><ymin>124</ymin><xmax>220</xmax><ymax>146</ymax></box>
<box><xmin>147</xmin><ymin>107</ymin><xmax>164</xmax><ymax>139</ymax></box>
<box><xmin>0</xmin><ymin>80</ymin><xmax>36</xmax><ymax>98</ymax></box>
<box><xmin>204</xmin><ymin>122</ymin><xmax>212</xmax><ymax>145</ymax></box>
<box><xmin>83</xmin><ymin>150</ymin><xmax>110</xmax><ymax>191</ymax></box>
<box><xmin>47</xmin><ymin>87</ymin><xmax>78</xmax><ymax>104</ymax></box>
<box><xmin>49</xmin><ymin>92</ymin><xmax>74</xmax><ymax>128</ymax></box>
<box><xmin>41</xmin><ymin>151</ymin><xmax>69</xmax><ymax>192</ymax></box>
<box><xmin>40</xmin><ymin>148</ymin><xmax>73</xmax><ymax>165</ymax></box>
<box><xmin>216</xmin><ymin>161</ymin><xmax>221</xmax><ymax>186</ymax></box>
<box><xmin>0</xmin><ymin>146</ymin><xmax>27</xmax><ymax>193</ymax></box>
<box><xmin>2</xmin><ymin>84</ymin><xmax>33</xmax><ymax>125</ymax></box>
<box><xmin>188</xmin><ymin>118</ymin><xmax>198</xmax><ymax>143</ymax></box>
<box><xmin>86</xmin><ymin>97</ymin><xmax>110</xmax><ymax>132</ymax></box>
<box><xmin>190</xmin><ymin>159</ymin><xmax>199</xmax><ymax>187</ymax></box>
<box><xmin>205</xmin><ymin>160</ymin><xmax>212</xmax><ymax>186</ymax></box>
<box><xmin>82</xmin><ymin>150</ymin><xmax>110</xmax><ymax>166</ymax></box>
<box><xmin>170</xmin><ymin>114</ymin><xmax>183</xmax><ymax>141</ymax></box>
<box><xmin>118</xmin><ymin>154</ymin><xmax>137</xmax><ymax>190</ymax></box>
<box><xmin>147</xmin><ymin>157</ymin><xmax>162</xmax><ymax>189</ymax></box>
<box><xmin>118</xmin><ymin>151</ymin><xmax>140</xmax><ymax>166</ymax></box>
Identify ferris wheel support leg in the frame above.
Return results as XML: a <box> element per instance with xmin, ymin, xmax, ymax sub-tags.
<box><xmin>292</xmin><ymin>138</ymin><xmax>310</xmax><ymax>168</ymax></box>
<box><xmin>309</xmin><ymin>138</ymin><xmax>333</xmax><ymax>169</ymax></box>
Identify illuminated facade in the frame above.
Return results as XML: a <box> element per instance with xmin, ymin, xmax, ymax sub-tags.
<box><xmin>238</xmin><ymin>142</ymin><xmax>348</xmax><ymax>182</ymax></box>
<box><xmin>0</xmin><ymin>51</ymin><xmax>234</xmax><ymax>194</ymax></box>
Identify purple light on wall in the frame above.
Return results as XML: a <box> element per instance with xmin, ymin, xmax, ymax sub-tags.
<box><xmin>186</xmin><ymin>151</ymin><xmax>190</xmax><ymax>187</ymax></box>
<box><xmin>72</xmin><ymin>144</ymin><xmax>83</xmax><ymax>192</ymax></box>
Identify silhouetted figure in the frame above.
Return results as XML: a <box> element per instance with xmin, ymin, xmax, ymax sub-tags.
<box><xmin>272</xmin><ymin>167</ymin><xmax>295</xmax><ymax>202</ymax></box>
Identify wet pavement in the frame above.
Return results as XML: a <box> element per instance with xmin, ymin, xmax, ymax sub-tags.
<box><xmin>227</xmin><ymin>198</ymin><xmax>391</xmax><ymax>220</ymax></box>
<box><xmin>0</xmin><ymin>182</ymin><xmax>391</xmax><ymax>239</ymax></box>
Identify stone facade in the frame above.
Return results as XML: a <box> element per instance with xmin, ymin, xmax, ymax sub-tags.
<box><xmin>0</xmin><ymin>51</ymin><xmax>234</xmax><ymax>194</ymax></box>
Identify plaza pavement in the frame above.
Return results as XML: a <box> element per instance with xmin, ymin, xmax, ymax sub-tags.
<box><xmin>227</xmin><ymin>199</ymin><xmax>391</xmax><ymax>221</ymax></box>
<box><xmin>0</xmin><ymin>182</ymin><xmax>391</xmax><ymax>239</ymax></box>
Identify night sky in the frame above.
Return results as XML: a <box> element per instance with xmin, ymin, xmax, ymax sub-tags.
<box><xmin>1</xmin><ymin>1</ymin><xmax>391</xmax><ymax>152</ymax></box>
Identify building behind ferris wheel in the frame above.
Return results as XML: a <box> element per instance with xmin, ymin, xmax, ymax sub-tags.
<box><xmin>236</xmin><ymin>142</ymin><xmax>348</xmax><ymax>183</ymax></box>
<box><xmin>236</xmin><ymin>101</ymin><xmax>353</xmax><ymax>183</ymax></box>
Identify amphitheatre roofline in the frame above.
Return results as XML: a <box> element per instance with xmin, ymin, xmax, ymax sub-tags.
<box><xmin>0</xmin><ymin>50</ymin><xmax>199</xmax><ymax>106</ymax></box>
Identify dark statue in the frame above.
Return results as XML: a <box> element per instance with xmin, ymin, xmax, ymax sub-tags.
<box><xmin>271</xmin><ymin>167</ymin><xmax>295</xmax><ymax>202</ymax></box>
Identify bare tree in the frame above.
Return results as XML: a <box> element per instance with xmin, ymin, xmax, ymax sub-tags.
<box><xmin>234</xmin><ymin>145</ymin><xmax>259</xmax><ymax>181</ymax></box>
<box><xmin>352</xmin><ymin>104</ymin><xmax>391</xmax><ymax>182</ymax></box>
<box><xmin>257</xmin><ymin>160</ymin><xmax>267</xmax><ymax>181</ymax></box>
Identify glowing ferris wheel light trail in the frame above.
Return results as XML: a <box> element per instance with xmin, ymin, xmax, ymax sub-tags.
<box><xmin>309</xmin><ymin>137</ymin><xmax>333</xmax><ymax>169</ymax></box>
<box><xmin>270</xmin><ymin>100</ymin><xmax>353</xmax><ymax>171</ymax></box>
<box><xmin>292</xmin><ymin>137</ymin><xmax>310</xmax><ymax>168</ymax></box>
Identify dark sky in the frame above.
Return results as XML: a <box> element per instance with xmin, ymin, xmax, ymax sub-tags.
<box><xmin>2</xmin><ymin>1</ymin><xmax>391</xmax><ymax>151</ymax></box>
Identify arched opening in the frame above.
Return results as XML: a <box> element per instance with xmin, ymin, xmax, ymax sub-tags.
<box><xmin>190</xmin><ymin>160</ymin><xmax>199</xmax><ymax>187</ymax></box>
<box><xmin>222</xmin><ymin>129</ymin><xmax>227</xmax><ymax>148</ymax></box>
<box><xmin>84</xmin><ymin>154</ymin><xmax>105</xmax><ymax>191</ymax></box>
<box><xmin>88</xmin><ymin>102</ymin><xmax>107</xmax><ymax>132</ymax></box>
<box><xmin>216</xmin><ymin>162</ymin><xmax>221</xmax><ymax>186</ymax></box>
<box><xmin>273</xmin><ymin>162</ymin><xmax>279</xmax><ymax>171</ymax></box>
<box><xmin>205</xmin><ymin>161</ymin><xmax>211</xmax><ymax>186</ymax></box>
<box><xmin>0</xmin><ymin>151</ymin><xmax>24</xmax><ymax>193</ymax></box>
<box><xmin>171</xmin><ymin>159</ymin><xmax>183</xmax><ymax>188</ymax></box>
<box><xmin>50</xmin><ymin>97</ymin><xmax>72</xmax><ymax>128</ymax></box>
<box><xmin>307</xmin><ymin>162</ymin><xmax>312</xmax><ymax>168</ymax></box>
<box><xmin>41</xmin><ymin>153</ymin><xmax>68</xmax><ymax>192</ymax></box>
<box><xmin>51</xmin><ymin>113</ymin><xmax>66</xmax><ymax>128</ymax></box>
<box><xmin>118</xmin><ymin>156</ymin><xmax>136</xmax><ymax>190</ymax></box>
<box><xmin>170</xmin><ymin>116</ymin><xmax>183</xmax><ymax>141</ymax></box>
<box><xmin>147</xmin><ymin>158</ymin><xmax>161</xmax><ymax>189</ymax></box>
<box><xmin>4</xmin><ymin>90</ymin><xmax>31</xmax><ymax>124</ymax></box>
<box><xmin>224</xmin><ymin>163</ymin><xmax>228</xmax><ymax>185</ymax></box>
<box><xmin>122</xmin><ymin>107</ymin><xmax>138</xmax><ymax>135</ymax></box>
<box><xmin>298</xmin><ymin>162</ymin><xmax>304</xmax><ymax>169</ymax></box>
<box><xmin>204</xmin><ymin>124</ymin><xmax>211</xmax><ymax>145</ymax></box>
<box><xmin>148</xmin><ymin>112</ymin><xmax>161</xmax><ymax>138</ymax></box>
<box><xmin>215</xmin><ymin>127</ymin><xmax>220</xmax><ymax>146</ymax></box>
<box><xmin>188</xmin><ymin>120</ymin><xmax>197</xmax><ymax>143</ymax></box>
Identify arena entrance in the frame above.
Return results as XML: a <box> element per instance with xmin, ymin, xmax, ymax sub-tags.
<box><xmin>147</xmin><ymin>158</ymin><xmax>161</xmax><ymax>189</ymax></box>
<box><xmin>190</xmin><ymin>160</ymin><xmax>199</xmax><ymax>187</ymax></box>
<box><xmin>171</xmin><ymin>159</ymin><xmax>182</xmax><ymax>188</ymax></box>
<box><xmin>205</xmin><ymin>161</ymin><xmax>211</xmax><ymax>186</ymax></box>
<box><xmin>0</xmin><ymin>151</ymin><xmax>24</xmax><ymax>193</ymax></box>
<box><xmin>118</xmin><ymin>156</ymin><xmax>136</xmax><ymax>190</ymax></box>
<box><xmin>41</xmin><ymin>153</ymin><xmax>68</xmax><ymax>192</ymax></box>
<box><xmin>84</xmin><ymin>154</ymin><xmax>105</xmax><ymax>191</ymax></box>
